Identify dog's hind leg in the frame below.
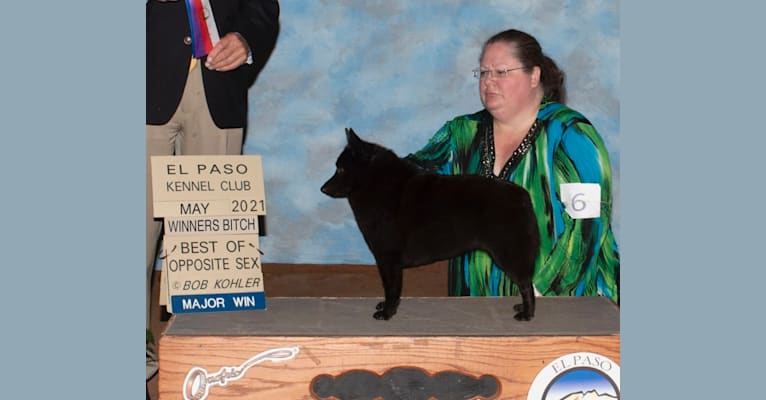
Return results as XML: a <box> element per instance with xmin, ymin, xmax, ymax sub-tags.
<box><xmin>513</xmin><ymin>281</ymin><xmax>535</xmax><ymax>321</ymax></box>
<box><xmin>489</xmin><ymin>246</ymin><xmax>536</xmax><ymax>321</ymax></box>
<box><xmin>374</xmin><ymin>262</ymin><xmax>403</xmax><ymax>320</ymax></box>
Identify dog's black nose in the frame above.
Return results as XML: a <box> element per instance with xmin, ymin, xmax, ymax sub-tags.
<box><xmin>320</xmin><ymin>181</ymin><xmax>333</xmax><ymax>196</ymax></box>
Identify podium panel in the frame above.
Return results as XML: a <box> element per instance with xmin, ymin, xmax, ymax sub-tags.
<box><xmin>159</xmin><ymin>297</ymin><xmax>619</xmax><ymax>399</ymax></box>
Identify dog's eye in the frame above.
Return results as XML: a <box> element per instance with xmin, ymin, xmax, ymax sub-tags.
<box><xmin>336</xmin><ymin>167</ymin><xmax>344</xmax><ymax>174</ymax></box>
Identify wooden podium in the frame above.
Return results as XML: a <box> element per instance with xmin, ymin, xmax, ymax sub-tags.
<box><xmin>159</xmin><ymin>296</ymin><xmax>619</xmax><ymax>399</ymax></box>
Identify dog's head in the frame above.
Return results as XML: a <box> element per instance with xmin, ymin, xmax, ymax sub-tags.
<box><xmin>320</xmin><ymin>128</ymin><xmax>382</xmax><ymax>198</ymax></box>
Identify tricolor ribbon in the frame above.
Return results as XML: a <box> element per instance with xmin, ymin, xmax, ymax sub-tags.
<box><xmin>184</xmin><ymin>0</ymin><xmax>220</xmax><ymax>58</ymax></box>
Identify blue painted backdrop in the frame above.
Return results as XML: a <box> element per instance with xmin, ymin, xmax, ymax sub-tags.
<box><xmin>244</xmin><ymin>0</ymin><xmax>619</xmax><ymax>264</ymax></box>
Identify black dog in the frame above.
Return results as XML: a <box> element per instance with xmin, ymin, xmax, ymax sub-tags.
<box><xmin>321</xmin><ymin>128</ymin><xmax>540</xmax><ymax>321</ymax></box>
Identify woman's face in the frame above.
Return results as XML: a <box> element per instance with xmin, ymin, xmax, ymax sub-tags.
<box><xmin>479</xmin><ymin>42</ymin><xmax>540</xmax><ymax>117</ymax></box>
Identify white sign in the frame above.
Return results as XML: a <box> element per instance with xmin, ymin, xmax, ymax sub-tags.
<box><xmin>163</xmin><ymin>234</ymin><xmax>265</xmax><ymax>313</ymax></box>
<box><xmin>560</xmin><ymin>183</ymin><xmax>601</xmax><ymax>219</ymax></box>
<box><xmin>164</xmin><ymin>215</ymin><xmax>260</xmax><ymax>236</ymax></box>
<box><xmin>151</xmin><ymin>155</ymin><xmax>267</xmax><ymax>217</ymax></box>
<box><xmin>150</xmin><ymin>155</ymin><xmax>268</xmax><ymax>314</ymax></box>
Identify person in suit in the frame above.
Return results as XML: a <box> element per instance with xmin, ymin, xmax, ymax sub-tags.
<box><xmin>145</xmin><ymin>0</ymin><xmax>280</xmax><ymax>385</ymax></box>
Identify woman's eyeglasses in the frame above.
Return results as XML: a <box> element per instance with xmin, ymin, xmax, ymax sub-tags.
<box><xmin>472</xmin><ymin>67</ymin><xmax>525</xmax><ymax>80</ymax></box>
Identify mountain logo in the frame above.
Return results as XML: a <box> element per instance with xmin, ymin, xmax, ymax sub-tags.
<box><xmin>527</xmin><ymin>352</ymin><xmax>620</xmax><ymax>400</ymax></box>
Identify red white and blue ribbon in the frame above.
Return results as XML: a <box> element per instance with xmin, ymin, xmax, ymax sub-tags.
<box><xmin>184</xmin><ymin>0</ymin><xmax>220</xmax><ymax>58</ymax></box>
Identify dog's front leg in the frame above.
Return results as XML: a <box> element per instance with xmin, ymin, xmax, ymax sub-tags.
<box><xmin>374</xmin><ymin>261</ymin><xmax>403</xmax><ymax>320</ymax></box>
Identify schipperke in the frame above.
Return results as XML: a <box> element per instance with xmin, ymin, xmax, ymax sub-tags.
<box><xmin>321</xmin><ymin>128</ymin><xmax>540</xmax><ymax>321</ymax></box>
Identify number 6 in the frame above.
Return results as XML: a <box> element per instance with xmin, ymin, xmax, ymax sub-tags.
<box><xmin>571</xmin><ymin>192</ymin><xmax>587</xmax><ymax>212</ymax></box>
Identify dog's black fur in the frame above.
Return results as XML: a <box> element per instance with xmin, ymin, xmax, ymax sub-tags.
<box><xmin>321</xmin><ymin>128</ymin><xmax>540</xmax><ymax>321</ymax></box>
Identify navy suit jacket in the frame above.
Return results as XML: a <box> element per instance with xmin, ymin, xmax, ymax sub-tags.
<box><xmin>146</xmin><ymin>0</ymin><xmax>280</xmax><ymax>128</ymax></box>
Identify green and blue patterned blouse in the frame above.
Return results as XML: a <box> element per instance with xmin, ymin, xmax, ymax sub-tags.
<box><xmin>406</xmin><ymin>99</ymin><xmax>619</xmax><ymax>304</ymax></box>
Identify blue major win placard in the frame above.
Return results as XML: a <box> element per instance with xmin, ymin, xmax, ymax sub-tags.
<box><xmin>171</xmin><ymin>291</ymin><xmax>267</xmax><ymax>314</ymax></box>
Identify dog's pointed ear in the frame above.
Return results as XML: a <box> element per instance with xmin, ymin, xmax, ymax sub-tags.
<box><xmin>345</xmin><ymin>127</ymin><xmax>367</xmax><ymax>157</ymax></box>
<box><xmin>344</xmin><ymin>127</ymin><xmax>378</xmax><ymax>162</ymax></box>
<box><xmin>345</xmin><ymin>127</ymin><xmax>362</xmax><ymax>148</ymax></box>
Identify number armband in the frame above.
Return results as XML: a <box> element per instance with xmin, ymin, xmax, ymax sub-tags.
<box><xmin>560</xmin><ymin>183</ymin><xmax>601</xmax><ymax>219</ymax></box>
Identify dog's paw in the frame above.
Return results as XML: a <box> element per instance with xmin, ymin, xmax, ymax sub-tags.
<box><xmin>513</xmin><ymin>311</ymin><xmax>532</xmax><ymax>321</ymax></box>
<box><xmin>376</xmin><ymin>301</ymin><xmax>385</xmax><ymax>311</ymax></box>
<box><xmin>513</xmin><ymin>302</ymin><xmax>534</xmax><ymax>321</ymax></box>
<box><xmin>513</xmin><ymin>307</ymin><xmax>534</xmax><ymax>321</ymax></box>
<box><xmin>373</xmin><ymin>310</ymin><xmax>390</xmax><ymax>320</ymax></box>
<box><xmin>373</xmin><ymin>307</ymin><xmax>397</xmax><ymax>320</ymax></box>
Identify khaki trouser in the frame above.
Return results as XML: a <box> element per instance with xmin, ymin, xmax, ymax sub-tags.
<box><xmin>145</xmin><ymin>64</ymin><xmax>243</xmax><ymax>328</ymax></box>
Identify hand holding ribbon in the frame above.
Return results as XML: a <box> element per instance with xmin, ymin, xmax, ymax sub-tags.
<box><xmin>205</xmin><ymin>33</ymin><xmax>251</xmax><ymax>72</ymax></box>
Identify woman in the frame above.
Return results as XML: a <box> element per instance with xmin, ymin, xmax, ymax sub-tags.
<box><xmin>407</xmin><ymin>29</ymin><xmax>619</xmax><ymax>303</ymax></box>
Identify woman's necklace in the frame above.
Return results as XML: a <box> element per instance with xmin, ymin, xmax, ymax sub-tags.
<box><xmin>481</xmin><ymin>118</ymin><xmax>541</xmax><ymax>180</ymax></box>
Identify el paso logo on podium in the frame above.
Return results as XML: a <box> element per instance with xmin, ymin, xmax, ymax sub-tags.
<box><xmin>528</xmin><ymin>352</ymin><xmax>620</xmax><ymax>400</ymax></box>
